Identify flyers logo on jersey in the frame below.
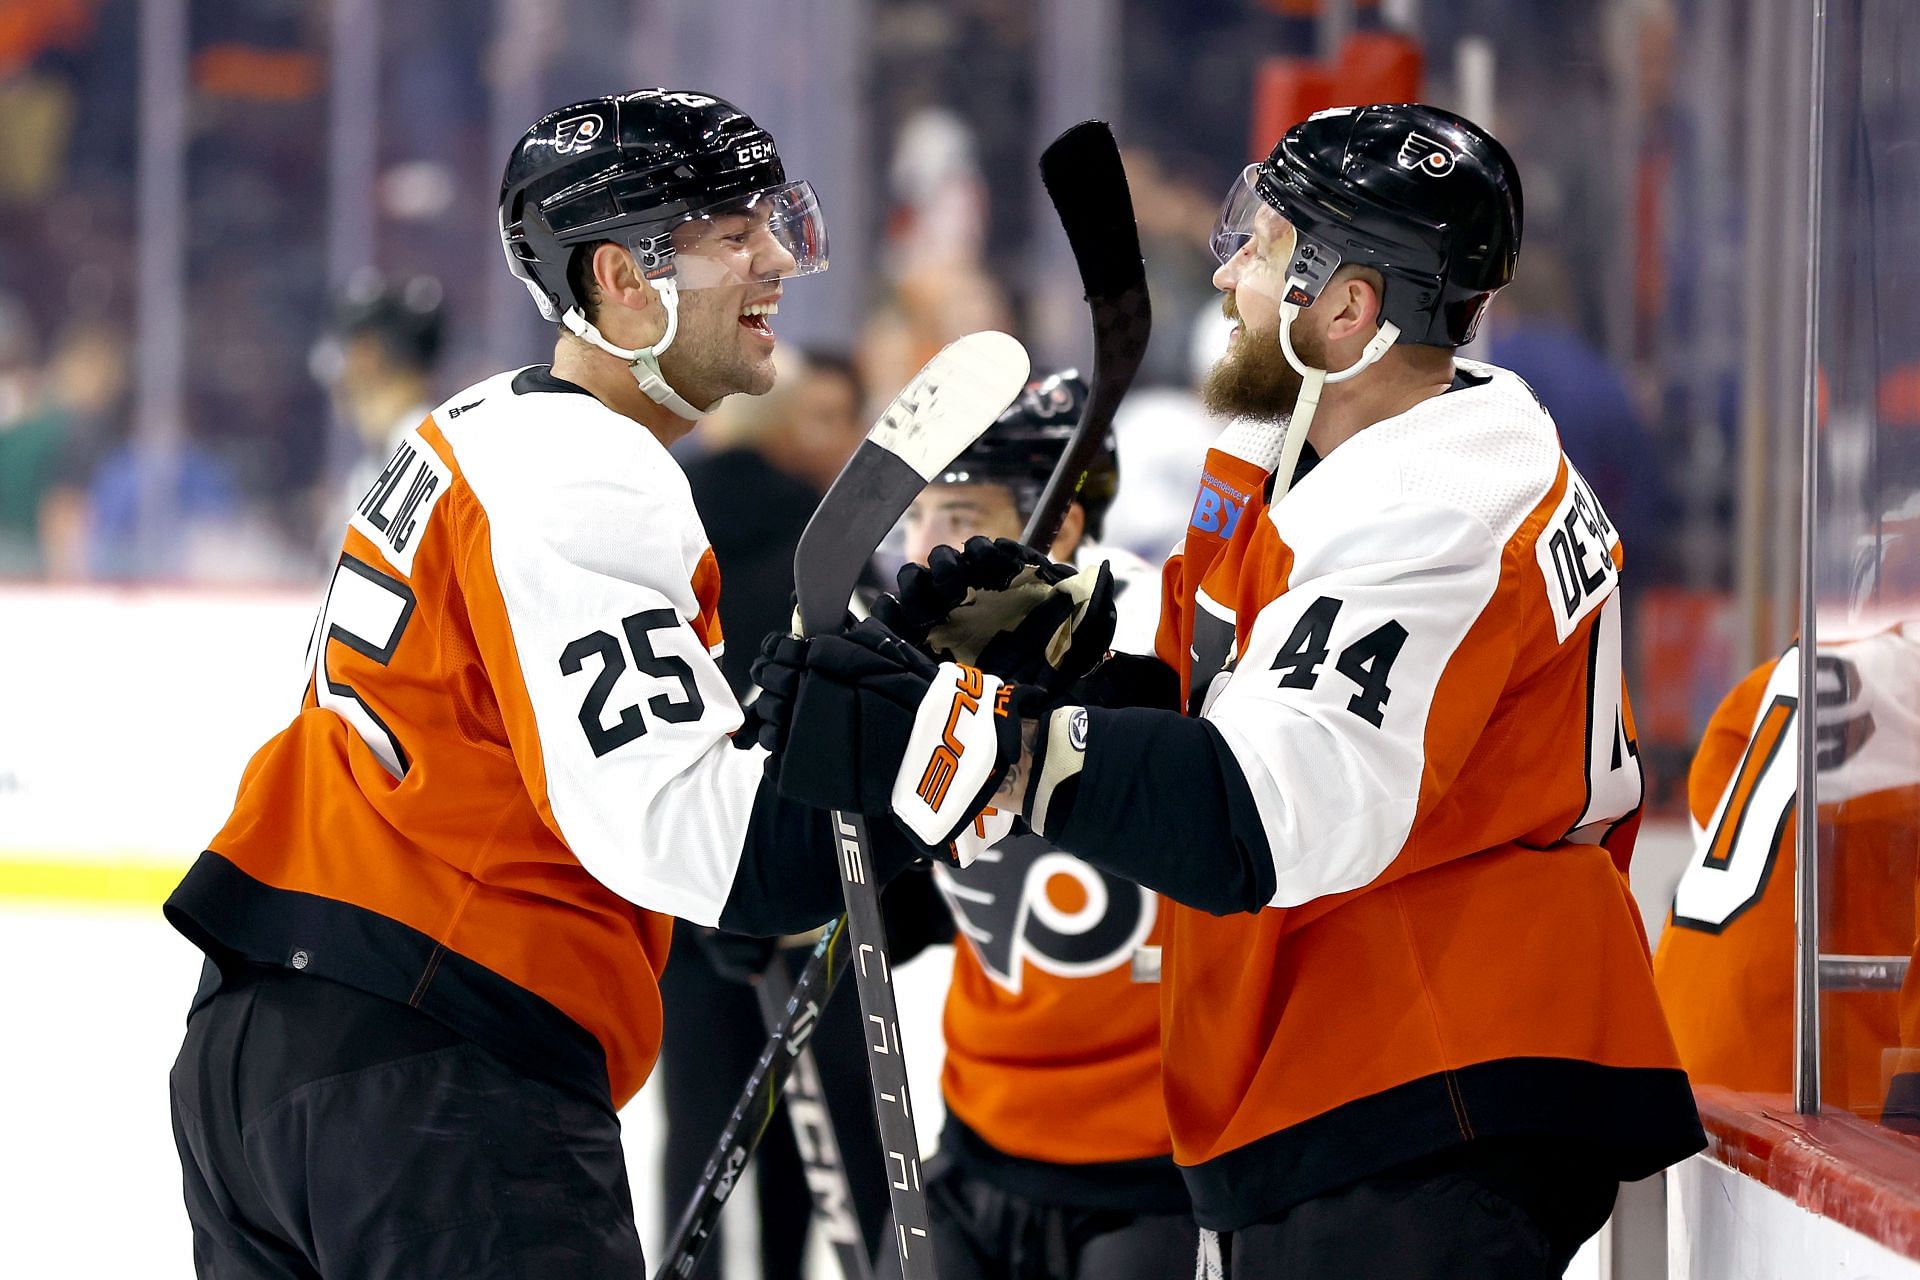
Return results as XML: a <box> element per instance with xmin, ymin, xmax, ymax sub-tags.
<box><xmin>917</xmin><ymin>664</ymin><xmax>987</xmax><ymax>810</ymax></box>
<box><xmin>937</xmin><ymin>828</ymin><xmax>1156</xmax><ymax>993</ymax></box>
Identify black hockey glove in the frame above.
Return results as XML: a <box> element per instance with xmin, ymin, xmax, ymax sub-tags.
<box><xmin>749</xmin><ymin>618</ymin><xmax>1054</xmax><ymax>850</ymax></box>
<box><xmin>869</xmin><ymin>536</ymin><xmax>1117</xmax><ymax>692</ymax></box>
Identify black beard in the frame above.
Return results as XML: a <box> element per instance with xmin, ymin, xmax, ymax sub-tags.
<box><xmin>1201</xmin><ymin>324</ymin><xmax>1324</xmax><ymax>422</ymax></box>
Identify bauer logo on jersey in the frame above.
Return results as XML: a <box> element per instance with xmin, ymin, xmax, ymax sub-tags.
<box><xmin>349</xmin><ymin>428</ymin><xmax>451</xmax><ymax>576</ymax></box>
<box><xmin>553</xmin><ymin>113</ymin><xmax>603</xmax><ymax>154</ymax></box>
<box><xmin>1397</xmin><ymin>132</ymin><xmax>1458</xmax><ymax>177</ymax></box>
<box><xmin>936</xmin><ymin>823</ymin><xmax>1156</xmax><ymax>993</ymax></box>
<box><xmin>1535</xmin><ymin>463</ymin><xmax>1620</xmax><ymax>642</ymax></box>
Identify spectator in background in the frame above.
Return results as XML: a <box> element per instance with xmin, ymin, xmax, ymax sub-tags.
<box><xmin>1102</xmin><ymin>305</ymin><xmax>1232</xmax><ymax>564</ymax></box>
<box><xmin>35</xmin><ymin>318</ymin><xmax>130</xmax><ymax>579</ymax></box>
<box><xmin>0</xmin><ymin>291</ymin><xmax>52</xmax><ymax>573</ymax></box>
<box><xmin>663</xmin><ymin>347</ymin><xmax>894</xmax><ymax>1280</ymax></box>
<box><xmin>685</xmin><ymin>347</ymin><xmax>867</xmax><ymax>691</ymax></box>
<box><xmin>1124</xmin><ymin>146</ymin><xmax>1230</xmax><ymax>390</ymax></box>
<box><xmin>1490</xmin><ymin>247</ymin><xmax>1678</xmax><ymax>580</ymax></box>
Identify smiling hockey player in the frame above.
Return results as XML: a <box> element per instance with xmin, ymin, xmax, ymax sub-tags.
<box><xmin>163</xmin><ymin>91</ymin><xmax>914</xmax><ymax>1278</ymax></box>
<box><xmin>749</xmin><ymin>104</ymin><xmax>1706</xmax><ymax>1278</ymax></box>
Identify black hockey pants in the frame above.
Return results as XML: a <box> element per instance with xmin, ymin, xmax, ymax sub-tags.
<box><xmin>874</xmin><ymin>1156</ymin><xmax>1197</xmax><ymax>1280</ymax></box>
<box><xmin>169</xmin><ymin>961</ymin><xmax>647</xmax><ymax>1279</ymax></box>
<box><xmin>1207</xmin><ymin>1138</ymin><xmax>1620</xmax><ymax>1279</ymax></box>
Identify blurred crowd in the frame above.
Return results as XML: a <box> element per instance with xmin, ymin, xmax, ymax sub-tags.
<box><xmin>0</xmin><ymin>0</ymin><xmax>1692</xmax><ymax>583</ymax></box>
<box><xmin>7</xmin><ymin>0</ymin><xmax>1920</xmax><ymax>811</ymax></box>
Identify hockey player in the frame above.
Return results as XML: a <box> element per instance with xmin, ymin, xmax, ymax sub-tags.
<box><xmin>875</xmin><ymin>372</ymin><xmax>1195</xmax><ymax>1280</ymax></box>
<box><xmin>749</xmin><ymin>104</ymin><xmax>1706</xmax><ymax>1277</ymax></box>
<box><xmin>164</xmin><ymin>90</ymin><xmax>913</xmax><ymax>1278</ymax></box>
<box><xmin>1655</xmin><ymin>624</ymin><xmax>1920</xmax><ymax>1113</ymax></box>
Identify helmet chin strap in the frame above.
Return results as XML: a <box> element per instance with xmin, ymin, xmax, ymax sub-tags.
<box><xmin>1269</xmin><ymin>288</ymin><xmax>1401</xmax><ymax>501</ymax></box>
<box><xmin>561</xmin><ymin>276</ymin><xmax>705</xmax><ymax>421</ymax></box>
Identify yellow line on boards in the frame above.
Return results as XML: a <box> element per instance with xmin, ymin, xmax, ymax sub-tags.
<box><xmin>0</xmin><ymin>855</ymin><xmax>189</xmax><ymax>909</ymax></box>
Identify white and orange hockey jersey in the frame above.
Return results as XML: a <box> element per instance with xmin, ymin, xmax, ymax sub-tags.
<box><xmin>166</xmin><ymin>367</ymin><xmax>865</xmax><ymax>1106</ymax></box>
<box><xmin>1037</xmin><ymin>362</ymin><xmax>1705</xmax><ymax>1229</ymax></box>
<box><xmin>932</xmin><ymin>543</ymin><xmax>1187</xmax><ymax>1207</ymax></box>
<box><xmin>1656</xmin><ymin>626</ymin><xmax>1920</xmax><ymax>1113</ymax></box>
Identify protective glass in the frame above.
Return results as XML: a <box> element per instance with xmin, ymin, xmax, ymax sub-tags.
<box><xmin>632</xmin><ymin>180</ymin><xmax>829</xmax><ymax>290</ymax></box>
<box><xmin>1209</xmin><ymin>164</ymin><xmax>1342</xmax><ymax>309</ymax></box>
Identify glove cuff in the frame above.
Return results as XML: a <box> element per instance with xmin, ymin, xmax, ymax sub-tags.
<box><xmin>890</xmin><ymin>662</ymin><xmax>1016</xmax><ymax>847</ymax></box>
<box><xmin>1026</xmin><ymin>703</ymin><xmax>1090</xmax><ymax>837</ymax></box>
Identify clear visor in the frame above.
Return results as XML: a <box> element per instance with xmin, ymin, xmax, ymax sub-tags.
<box><xmin>1209</xmin><ymin>164</ymin><xmax>1341</xmax><ymax>309</ymax></box>
<box><xmin>634</xmin><ymin>179</ymin><xmax>829</xmax><ymax>291</ymax></box>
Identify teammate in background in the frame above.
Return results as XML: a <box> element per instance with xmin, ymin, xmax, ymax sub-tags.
<box><xmin>315</xmin><ymin>272</ymin><xmax>446</xmax><ymax>521</ymax></box>
<box><xmin>752</xmin><ymin>104</ymin><xmax>1706</xmax><ymax>1277</ymax></box>
<box><xmin>877</xmin><ymin>372</ymin><xmax>1194</xmax><ymax>1280</ymax></box>
<box><xmin>665</xmin><ymin>349</ymin><xmax>890</xmax><ymax>1280</ymax></box>
<box><xmin>165</xmin><ymin>91</ymin><xmax>908</xmax><ymax>1278</ymax></box>
<box><xmin>1656</xmin><ymin>628</ymin><xmax>1920</xmax><ymax>1113</ymax></box>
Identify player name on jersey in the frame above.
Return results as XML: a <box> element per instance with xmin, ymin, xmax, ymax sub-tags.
<box><xmin>351</xmin><ymin>427</ymin><xmax>453</xmax><ymax>575</ymax></box>
<box><xmin>1536</xmin><ymin>463</ymin><xmax>1619</xmax><ymax>642</ymax></box>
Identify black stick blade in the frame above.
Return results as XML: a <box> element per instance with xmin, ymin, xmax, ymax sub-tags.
<box><xmin>1039</xmin><ymin>121</ymin><xmax>1147</xmax><ymax>302</ymax></box>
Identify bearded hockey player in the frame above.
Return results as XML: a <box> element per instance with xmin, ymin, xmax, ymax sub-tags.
<box><xmin>871</xmin><ymin>372</ymin><xmax>1194</xmax><ymax>1280</ymax></box>
<box><xmin>750</xmin><ymin>104</ymin><xmax>1706</xmax><ymax>1278</ymax></box>
<box><xmin>164</xmin><ymin>91</ymin><xmax>907</xmax><ymax>1278</ymax></box>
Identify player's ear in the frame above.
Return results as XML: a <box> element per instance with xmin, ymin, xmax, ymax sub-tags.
<box><xmin>1326</xmin><ymin>272</ymin><xmax>1382</xmax><ymax>344</ymax></box>
<box><xmin>592</xmin><ymin>243</ymin><xmax>656</xmax><ymax>318</ymax></box>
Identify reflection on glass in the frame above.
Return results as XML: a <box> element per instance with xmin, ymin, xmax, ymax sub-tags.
<box><xmin>1811</xmin><ymin>0</ymin><xmax>1920</xmax><ymax>1136</ymax></box>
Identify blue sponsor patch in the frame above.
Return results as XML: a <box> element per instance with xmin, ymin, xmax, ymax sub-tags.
<box><xmin>1191</xmin><ymin>472</ymin><xmax>1248</xmax><ymax>538</ymax></box>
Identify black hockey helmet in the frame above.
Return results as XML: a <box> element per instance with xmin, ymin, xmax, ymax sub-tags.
<box><xmin>1211</xmin><ymin>103</ymin><xmax>1522</xmax><ymax>348</ymax></box>
<box><xmin>934</xmin><ymin>370</ymin><xmax>1119</xmax><ymax>537</ymax></box>
<box><xmin>332</xmin><ymin>271</ymin><xmax>444</xmax><ymax>372</ymax></box>
<box><xmin>499</xmin><ymin>89</ymin><xmax>827</xmax><ymax>324</ymax></box>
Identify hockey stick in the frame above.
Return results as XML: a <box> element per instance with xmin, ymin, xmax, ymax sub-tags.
<box><xmin>652</xmin><ymin>331</ymin><xmax>1030</xmax><ymax>1280</ymax></box>
<box><xmin>793</xmin><ymin>331</ymin><xmax>1030</xmax><ymax>1280</ymax></box>
<box><xmin>657</xmin><ymin>129</ymin><xmax>1151</xmax><ymax>1275</ymax></box>
<box><xmin>655</xmin><ymin>919</ymin><xmax>854</xmax><ymax>1280</ymax></box>
<box><xmin>1025</xmin><ymin>120</ymin><xmax>1152</xmax><ymax>549</ymax></box>
<box><xmin>753</xmin><ymin>942</ymin><xmax>874</xmax><ymax>1280</ymax></box>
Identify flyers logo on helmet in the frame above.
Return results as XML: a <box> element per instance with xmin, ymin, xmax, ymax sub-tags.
<box><xmin>554</xmin><ymin>114</ymin><xmax>603</xmax><ymax>155</ymax></box>
<box><xmin>917</xmin><ymin>664</ymin><xmax>986</xmax><ymax>810</ymax></box>
<box><xmin>1397</xmin><ymin>131</ymin><xmax>1458</xmax><ymax>177</ymax></box>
